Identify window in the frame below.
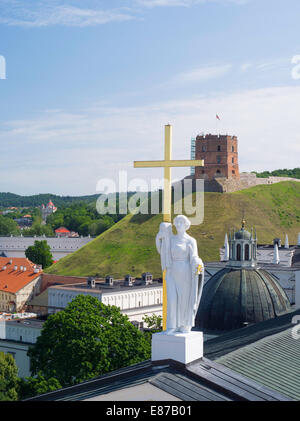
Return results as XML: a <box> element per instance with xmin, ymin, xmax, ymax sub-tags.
<box><xmin>217</xmin><ymin>156</ymin><xmax>221</xmax><ymax>164</ymax></box>
<box><xmin>216</xmin><ymin>169</ymin><xmax>221</xmax><ymax>174</ymax></box>
<box><xmin>217</xmin><ymin>145</ymin><xmax>221</xmax><ymax>151</ymax></box>
<box><xmin>202</xmin><ymin>145</ymin><xmax>206</xmax><ymax>152</ymax></box>
<box><xmin>237</xmin><ymin>244</ymin><xmax>241</xmax><ymax>261</ymax></box>
<box><xmin>232</xmin><ymin>157</ymin><xmax>234</xmax><ymax>164</ymax></box>
<box><xmin>232</xmin><ymin>146</ymin><xmax>234</xmax><ymax>152</ymax></box>
<box><xmin>245</xmin><ymin>244</ymin><xmax>250</xmax><ymax>260</ymax></box>
<box><xmin>232</xmin><ymin>170</ymin><xmax>235</xmax><ymax>174</ymax></box>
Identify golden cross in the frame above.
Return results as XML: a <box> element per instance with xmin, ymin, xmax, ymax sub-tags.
<box><xmin>133</xmin><ymin>124</ymin><xmax>204</xmax><ymax>330</ymax></box>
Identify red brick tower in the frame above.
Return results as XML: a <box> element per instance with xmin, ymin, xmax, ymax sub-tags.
<box><xmin>194</xmin><ymin>134</ymin><xmax>239</xmax><ymax>180</ymax></box>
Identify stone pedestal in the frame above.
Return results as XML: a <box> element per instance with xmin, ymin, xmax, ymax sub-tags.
<box><xmin>151</xmin><ymin>331</ymin><xmax>203</xmax><ymax>365</ymax></box>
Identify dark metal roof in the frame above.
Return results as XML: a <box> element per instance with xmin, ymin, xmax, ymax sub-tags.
<box><xmin>196</xmin><ymin>267</ymin><xmax>292</xmax><ymax>332</ymax></box>
<box><xmin>204</xmin><ymin>308</ymin><xmax>300</xmax><ymax>361</ymax></box>
<box><xmin>215</xmin><ymin>323</ymin><xmax>300</xmax><ymax>400</ymax></box>
<box><xmin>24</xmin><ymin>357</ymin><xmax>290</xmax><ymax>402</ymax></box>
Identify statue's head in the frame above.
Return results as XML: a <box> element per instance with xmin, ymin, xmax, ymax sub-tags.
<box><xmin>174</xmin><ymin>215</ymin><xmax>191</xmax><ymax>234</ymax></box>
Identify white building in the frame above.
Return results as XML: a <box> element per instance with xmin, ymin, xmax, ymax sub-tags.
<box><xmin>0</xmin><ymin>235</ymin><xmax>94</xmax><ymax>261</ymax></box>
<box><xmin>0</xmin><ymin>317</ymin><xmax>44</xmax><ymax>378</ymax></box>
<box><xmin>48</xmin><ymin>275</ymin><xmax>163</xmax><ymax>326</ymax></box>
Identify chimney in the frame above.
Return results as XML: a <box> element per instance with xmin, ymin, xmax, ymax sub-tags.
<box><xmin>105</xmin><ymin>276</ymin><xmax>114</xmax><ymax>286</ymax></box>
<box><xmin>87</xmin><ymin>277</ymin><xmax>96</xmax><ymax>288</ymax></box>
<box><xmin>125</xmin><ymin>274</ymin><xmax>134</xmax><ymax>287</ymax></box>
<box><xmin>273</xmin><ymin>238</ymin><xmax>281</xmax><ymax>248</ymax></box>
<box><xmin>142</xmin><ymin>272</ymin><xmax>153</xmax><ymax>286</ymax></box>
<box><xmin>273</xmin><ymin>243</ymin><xmax>280</xmax><ymax>265</ymax></box>
<box><xmin>224</xmin><ymin>233</ymin><xmax>229</xmax><ymax>261</ymax></box>
<box><xmin>284</xmin><ymin>234</ymin><xmax>289</xmax><ymax>249</ymax></box>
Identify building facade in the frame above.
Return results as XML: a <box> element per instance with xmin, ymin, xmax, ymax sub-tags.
<box><xmin>0</xmin><ymin>257</ymin><xmax>42</xmax><ymax>312</ymax></box>
<box><xmin>47</xmin><ymin>275</ymin><xmax>163</xmax><ymax>326</ymax></box>
<box><xmin>0</xmin><ymin>317</ymin><xmax>44</xmax><ymax>378</ymax></box>
<box><xmin>195</xmin><ymin>134</ymin><xmax>239</xmax><ymax>180</ymax></box>
<box><xmin>0</xmin><ymin>235</ymin><xmax>94</xmax><ymax>261</ymax></box>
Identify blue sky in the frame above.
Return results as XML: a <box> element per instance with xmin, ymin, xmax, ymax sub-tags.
<box><xmin>0</xmin><ymin>0</ymin><xmax>300</xmax><ymax>195</ymax></box>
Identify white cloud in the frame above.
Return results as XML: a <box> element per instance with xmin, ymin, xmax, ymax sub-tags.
<box><xmin>1</xmin><ymin>85</ymin><xmax>300</xmax><ymax>195</ymax></box>
<box><xmin>172</xmin><ymin>64</ymin><xmax>232</xmax><ymax>84</ymax></box>
<box><xmin>136</xmin><ymin>0</ymin><xmax>248</xmax><ymax>7</ymax></box>
<box><xmin>0</xmin><ymin>2</ymin><xmax>136</xmax><ymax>27</ymax></box>
<box><xmin>0</xmin><ymin>0</ymin><xmax>249</xmax><ymax>27</ymax></box>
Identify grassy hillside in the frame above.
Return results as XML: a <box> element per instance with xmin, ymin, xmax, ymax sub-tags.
<box><xmin>45</xmin><ymin>181</ymin><xmax>300</xmax><ymax>278</ymax></box>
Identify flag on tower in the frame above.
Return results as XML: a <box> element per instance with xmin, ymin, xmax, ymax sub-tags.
<box><xmin>216</xmin><ymin>114</ymin><xmax>221</xmax><ymax>120</ymax></box>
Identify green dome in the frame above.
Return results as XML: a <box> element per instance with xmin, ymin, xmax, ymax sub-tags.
<box><xmin>235</xmin><ymin>228</ymin><xmax>251</xmax><ymax>240</ymax></box>
<box><xmin>196</xmin><ymin>267</ymin><xmax>291</xmax><ymax>332</ymax></box>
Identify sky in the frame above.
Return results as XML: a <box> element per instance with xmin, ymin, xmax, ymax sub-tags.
<box><xmin>0</xmin><ymin>0</ymin><xmax>300</xmax><ymax>196</ymax></box>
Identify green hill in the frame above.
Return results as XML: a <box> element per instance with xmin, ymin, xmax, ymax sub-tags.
<box><xmin>45</xmin><ymin>181</ymin><xmax>300</xmax><ymax>278</ymax></box>
<box><xmin>0</xmin><ymin>192</ymin><xmax>99</xmax><ymax>208</ymax></box>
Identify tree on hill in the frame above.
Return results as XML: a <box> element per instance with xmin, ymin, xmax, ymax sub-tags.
<box><xmin>27</xmin><ymin>295</ymin><xmax>151</xmax><ymax>387</ymax></box>
<box><xmin>0</xmin><ymin>352</ymin><xmax>19</xmax><ymax>401</ymax></box>
<box><xmin>25</xmin><ymin>240</ymin><xmax>53</xmax><ymax>269</ymax></box>
<box><xmin>253</xmin><ymin>167</ymin><xmax>300</xmax><ymax>179</ymax></box>
<box><xmin>0</xmin><ymin>215</ymin><xmax>20</xmax><ymax>235</ymax></box>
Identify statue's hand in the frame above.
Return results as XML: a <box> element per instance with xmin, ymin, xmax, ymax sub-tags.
<box><xmin>192</xmin><ymin>257</ymin><xmax>203</xmax><ymax>274</ymax></box>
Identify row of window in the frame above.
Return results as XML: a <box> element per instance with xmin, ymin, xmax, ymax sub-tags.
<box><xmin>201</xmin><ymin>145</ymin><xmax>235</xmax><ymax>152</ymax></box>
<box><xmin>231</xmin><ymin>243</ymin><xmax>257</xmax><ymax>261</ymax></box>
<box><xmin>200</xmin><ymin>169</ymin><xmax>236</xmax><ymax>175</ymax></box>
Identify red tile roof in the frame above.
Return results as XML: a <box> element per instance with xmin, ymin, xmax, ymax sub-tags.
<box><xmin>55</xmin><ymin>227</ymin><xmax>70</xmax><ymax>233</ymax></box>
<box><xmin>0</xmin><ymin>257</ymin><xmax>42</xmax><ymax>294</ymax></box>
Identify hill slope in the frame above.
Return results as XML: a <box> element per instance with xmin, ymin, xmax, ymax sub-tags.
<box><xmin>45</xmin><ymin>181</ymin><xmax>300</xmax><ymax>278</ymax></box>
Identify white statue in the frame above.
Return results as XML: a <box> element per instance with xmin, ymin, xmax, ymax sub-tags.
<box><xmin>156</xmin><ymin>215</ymin><xmax>204</xmax><ymax>335</ymax></box>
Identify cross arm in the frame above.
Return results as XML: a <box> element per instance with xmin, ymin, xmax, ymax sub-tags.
<box><xmin>134</xmin><ymin>159</ymin><xmax>204</xmax><ymax>168</ymax></box>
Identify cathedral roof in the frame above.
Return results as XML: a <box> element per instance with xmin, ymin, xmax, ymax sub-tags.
<box><xmin>234</xmin><ymin>228</ymin><xmax>251</xmax><ymax>240</ymax></box>
<box><xmin>196</xmin><ymin>267</ymin><xmax>292</xmax><ymax>332</ymax></box>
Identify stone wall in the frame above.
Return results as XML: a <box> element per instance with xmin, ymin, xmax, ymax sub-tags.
<box><xmin>201</xmin><ymin>173</ymin><xmax>300</xmax><ymax>193</ymax></box>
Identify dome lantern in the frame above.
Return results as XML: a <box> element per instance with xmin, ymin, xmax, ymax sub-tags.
<box><xmin>227</xmin><ymin>219</ymin><xmax>257</xmax><ymax>268</ymax></box>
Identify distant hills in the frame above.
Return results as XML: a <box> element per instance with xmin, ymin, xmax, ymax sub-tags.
<box><xmin>45</xmin><ymin>181</ymin><xmax>300</xmax><ymax>278</ymax></box>
<box><xmin>0</xmin><ymin>193</ymin><xmax>99</xmax><ymax>208</ymax></box>
<box><xmin>0</xmin><ymin>168</ymin><xmax>298</xmax><ymax>208</ymax></box>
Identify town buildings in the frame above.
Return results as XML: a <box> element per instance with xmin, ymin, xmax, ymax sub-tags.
<box><xmin>41</xmin><ymin>200</ymin><xmax>57</xmax><ymax>223</ymax></box>
<box><xmin>0</xmin><ymin>257</ymin><xmax>42</xmax><ymax>313</ymax></box>
<box><xmin>47</xmin><ymin>274</ymin><xmax>162</xmax><ymax>327</ymax></box>
<box><xmin>0</xmin><ymin>235</ymin><xmax>93</xmax><ymax>261</ymax></box>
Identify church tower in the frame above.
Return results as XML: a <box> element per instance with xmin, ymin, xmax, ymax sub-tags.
<box><xmin>194</xmin><ymin>134</ymin><xmax>239</xmax><ymax>180</ymax></box>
